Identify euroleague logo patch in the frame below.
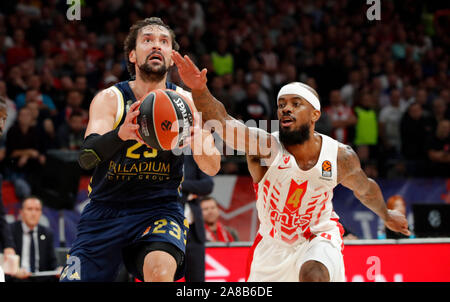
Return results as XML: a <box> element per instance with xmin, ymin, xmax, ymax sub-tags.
<box><xmin>321</xmin><ymin>160</ymin><xmax>332</xmax><ymax>177</ymax></box>
<box><xmin>161</xmin><ymin>120</ymin><xmax>172</xmax><ymax>131</ymax></box>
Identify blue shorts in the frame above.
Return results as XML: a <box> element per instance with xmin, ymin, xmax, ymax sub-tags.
<box><xmin>59</xmin><ymin>199</ymin><xmax>188</xmax><ymax>282</ymax></box>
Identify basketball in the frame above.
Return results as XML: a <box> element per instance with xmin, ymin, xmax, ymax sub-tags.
<box><xmin>136</xmin><ymin>89</ymin><xmax>194</xmax><ymax>151</ymax></box>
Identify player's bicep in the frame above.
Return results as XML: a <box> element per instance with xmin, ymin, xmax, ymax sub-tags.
<box><xmin>337</xmin><ymin>144</ymin><xmax>372</xmax><ymax>196</ymax></box>
<box><xmin>85</xmin><ymin>89</ymin><xmax>118</xmax><ymax>137</ymax></box>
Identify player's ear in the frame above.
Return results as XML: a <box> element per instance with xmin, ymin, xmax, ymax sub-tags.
<box><xmin>311</xmin><ymin>110</ymin><xmax>321</xmax><ymax>123</ymax></box>
<box><xmin>129</xmin><ymin>50</ymin><xmax>136</xmax><ymax>64</ymax></box>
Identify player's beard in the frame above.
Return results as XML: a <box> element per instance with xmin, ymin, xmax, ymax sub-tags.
<box><xmin>279</xmin><ymin>122</ymin><xmax>310</xmax><ymax>146</ymax></box>
<box><xmin>137</xmin><ymin>55</ymin><xmax>168</xmax><ymax>83</ymax></box>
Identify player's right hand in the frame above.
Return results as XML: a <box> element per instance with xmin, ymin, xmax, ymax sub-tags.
<box><xmin>172</xmin><ymin>50</ymin><xmax>208</xmax><ymax>91</ymax></box>
<box><xmin>117</xmin><ymin>100</ymin><xmax>146</xmax><ymax>145</ymax></box>
<box><xmin>384</xmin><ymin>209</ymin><xmax>411</xmax><ymax>236</ymax></box>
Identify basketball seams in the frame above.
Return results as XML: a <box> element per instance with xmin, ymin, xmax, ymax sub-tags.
<box><xmin>137</xmin><ymin>89</ymin><xmax>193</xmax><ymax>151</ymax></box>
<box><xmin>138</xmin><ymin>92</ymin><xmax>159</xmax><ymax>148</ymax></box>
<box><xmin>164</xmin><ymin>90</ymin><xmax>186</xmax><ymax>149</ymax></box>
<box><xmin>154</xmin><ymin>89</ymin><xmax>179</xmax><ymax>150</ymax></box>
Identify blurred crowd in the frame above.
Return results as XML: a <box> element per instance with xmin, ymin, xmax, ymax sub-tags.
<box><xmin>0</xmin><ymin>0</ymin><xmax>448</xmax><ymax>196</ymax></box>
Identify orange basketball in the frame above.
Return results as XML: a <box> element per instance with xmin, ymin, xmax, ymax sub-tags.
<box><xmin>136</xmin><ymin>89</ymin><xmax>194</xmax><ymax>151</ymax></box>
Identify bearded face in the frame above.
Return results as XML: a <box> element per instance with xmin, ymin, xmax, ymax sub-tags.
<box><xmin>137</xmin><ymin>51</ymin><xmax>168</xmax><ymax>82</ymax></box>
<box><xmin>132</xmin><ymin>25</ymin><xmax>174</xmax><ymax>82</ymax></box>
<box><xmin>279</xmin><ymin>121</ymin><xmax>310</xmax><ymax>146</ymax></box>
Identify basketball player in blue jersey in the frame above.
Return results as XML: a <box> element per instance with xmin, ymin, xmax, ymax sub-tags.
<box><xmin>59</xmin><ymin>18</ymin><xmax>221</xmax><ymax>282</ymax></box>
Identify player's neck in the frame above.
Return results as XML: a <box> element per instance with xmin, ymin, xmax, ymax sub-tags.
<box><xmin>207</xmin><ymin>222</ymin><xmax>217</xmax><ymax>231</ymax></box>
<box><xmin>131</xmin><ymin>74</ymin><xmax>168</xmax><ymax>99</ymax></box>
<box><xmin>285</xmin><ymin>132</ymin><xmax>322</xmax><ymax>165</ymax></box>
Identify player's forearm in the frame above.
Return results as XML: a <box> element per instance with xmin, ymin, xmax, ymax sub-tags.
<box><xmin>191</xmin><ymin>87</ymin><xmax>229</xmax><ymax>124</ymax></box>
<box><xmin>193</xmin><ymin>152</ymin><xmax>221</xmax><ymax>176</ymax></box>
<box><xmin>354</xmin><ymin>179</ymin><xmax>389</xmax><ymax>221</ymax></box>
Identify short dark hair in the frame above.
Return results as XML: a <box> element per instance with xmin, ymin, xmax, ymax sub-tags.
<box><xmin>199</xmin><ymin>196</ymin><xmax>218</xmax><ymax>204</ymax></box>
<box><xmin>124</xmin><ymin>17</ymin><xmax>179</xmax><ymax>77</ymax></box>
<box><xmin>22</xmin><ymin>196</ymin><xmax>43</xmax><ymax>208</ymax></box>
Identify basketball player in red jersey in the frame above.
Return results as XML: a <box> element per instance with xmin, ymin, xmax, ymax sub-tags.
<box><xmin>60</xmin><ymin>18</ymin><xmax>220</xmax><ymax>282</ymax></box>
<box><xmin>172</xmin><ymin>52</ymin><xmax>410</xmax><ymax>282</ymax></box>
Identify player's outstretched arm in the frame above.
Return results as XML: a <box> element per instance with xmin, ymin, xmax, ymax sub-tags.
<box><xmin>172</xmin><ymin>50</ymin><xmax>277</xmax><ymax>161</ymax></box>
<box><xmin>337</xmin><ymin>144</ymin><xmax>410</xmax><ymax>236</ymax></box>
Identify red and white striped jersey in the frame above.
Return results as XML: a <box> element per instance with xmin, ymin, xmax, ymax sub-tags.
<box><xmin>253</xmin><ymin>132</ymin><xmax>344</xmax><ymax>247</ymax></box>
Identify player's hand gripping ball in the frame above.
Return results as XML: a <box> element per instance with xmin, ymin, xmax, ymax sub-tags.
<box><xmin>136</xmin><ymin>89</ymin><xmax>194</xmax><ymax>151</ymax></box>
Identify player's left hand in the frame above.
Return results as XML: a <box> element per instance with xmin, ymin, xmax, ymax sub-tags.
<box><xmin>384</xmin><ymin>209</ymin><xmax>411</xmax><ymax>236</ymax></box>
<box><xmin>171</xmin><ymin>50</ymin><xmax>208</xmax><ymax>91</ymax></box>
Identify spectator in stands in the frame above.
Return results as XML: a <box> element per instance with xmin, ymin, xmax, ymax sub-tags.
<box><xmin>400</xmin><ymin>102</ymin><xmax>434</xmax><ymax>176</ymax></box>
<box><xmin>324</xmin><ymin>90</ymin><xmax>357</xmax><ymax>145</ymax></box>
<box><xmin>51</xmin><ymin>76</ymin><xmax>74</xmax><ymax>113</ymax></box>
<box><xmin>7</xmin><ymin>196</ymin><xmax>58</xmax><ymax>282</ymax></box>
<box><xmin>73</xmin><ymin>76</ymin><xmax>94</xmax><ymax>110</ymax></box>
<box><xmin>340</xmin><ymin>70</ymin><xmax>362</xmax><ymax>107</ymax></box>
<box><xmin>401</xmin><ymin>84</ymin><xmax>416</xmax><ymax>106</ymax></box>
<box><xmin>379</xmin><ymin>89</ymin><xmax>407</xmax><ymax>156</ymax></box>
<box><xmin>430</xmin><ymin>98</ymin><xmax>449</xmax><ymax>132</ymax></box>
<box><xmin>200</xmin><ymin>196</ymin><xmax>239</xmax><ymax>242</ymax></box>
<box><xmin>210</xmin><ymin>76</ymin><xmax>234</xmax><ymax>116</ymax></box>
<box><xmin>58</xmin><ymin>90</ymin><xmax>88</xmax><ymax>128</ymax></box>
<box><xmin>426</xmin><ymin>119</ymin><xmax>450</xmax><ymax>177</ymax></box>
<box><xmin>414</xmin><ymin>88</ymin><xmax>432</xmax><ymax>115</ymax></box>
<box><xmin>353</xmin><ymin>93</ymin><xmax>379</xmax><ymax>164</ymax></box>
<box><xmin>6</xmin><ymin>29</ymin><xmax>34</xmax><ymax>67</ymax></box>
<box><xmin>259</xmin><ymin>37</ymin><xmax>279</xmax><ymax>76</ymax></box>
<box><xmin>211</xmin><ymin>39</ymin><xmax>234</xmax><ymax>76</ymax></box>
<box><xmin>5</xmin><ymin>107</ymin><xmax>45</xmax><ymax>200</ymax></box>
<box><xmin>5</xmin><ymin>66</ymin><xmax>27</xmax><ymax>100</ymax></box>
<box><xmin>56</xmin><ymin>111</ymin><xmax>86</xmax><ymax>151</ymax></box>
<box><xmin>14</xmin><ymin>74</ymin><xmax>57</xmax><ymax>117</ymax></box>
<box><xmin>237</xmin><ymin>81</ymin><xmax>269</xmax><ymax>123</ymax></box>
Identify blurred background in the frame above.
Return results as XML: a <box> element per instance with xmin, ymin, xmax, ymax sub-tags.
<box><xmin>0</xmin><ymin>0</ymin><xmax>449</xmax><ymax>281</ymax></box>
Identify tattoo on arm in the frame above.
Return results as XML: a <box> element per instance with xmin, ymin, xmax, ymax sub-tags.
<box><xmin>192</xmin><ymin>88</ymin><xmax>228</xmax><ymax>123</ymax></box>
<box><xmin>338</xmin><ymin>144</ymin><xmax>388</xmax><ymax>220</ymax></box>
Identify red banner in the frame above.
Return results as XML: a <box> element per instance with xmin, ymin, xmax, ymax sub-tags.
<box><xmin>205</xmin><ymin>242</ymin><xmax>450</xmax><ymax>282</ymax></box>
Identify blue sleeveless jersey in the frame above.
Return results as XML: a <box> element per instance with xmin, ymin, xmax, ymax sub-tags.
<box><xmin>87</xmin><ymin>80</ymin><xmax>185</xmax><ymax>203</ymax></box>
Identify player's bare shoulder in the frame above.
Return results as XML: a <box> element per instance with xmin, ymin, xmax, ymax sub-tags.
<box><xmin>336</xmin><ymin>143</ymin><xmax>362</xmax><ymax>184</ymax></box>
<box><xmin>85</xmin><ymin>86</ymin><xmax>121</xmax><ymax>136</ymax></box>
<box><xmin>90</xmin><ymin>87</ymin><xmax>119</xmax><ymax>113</ymax></box>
